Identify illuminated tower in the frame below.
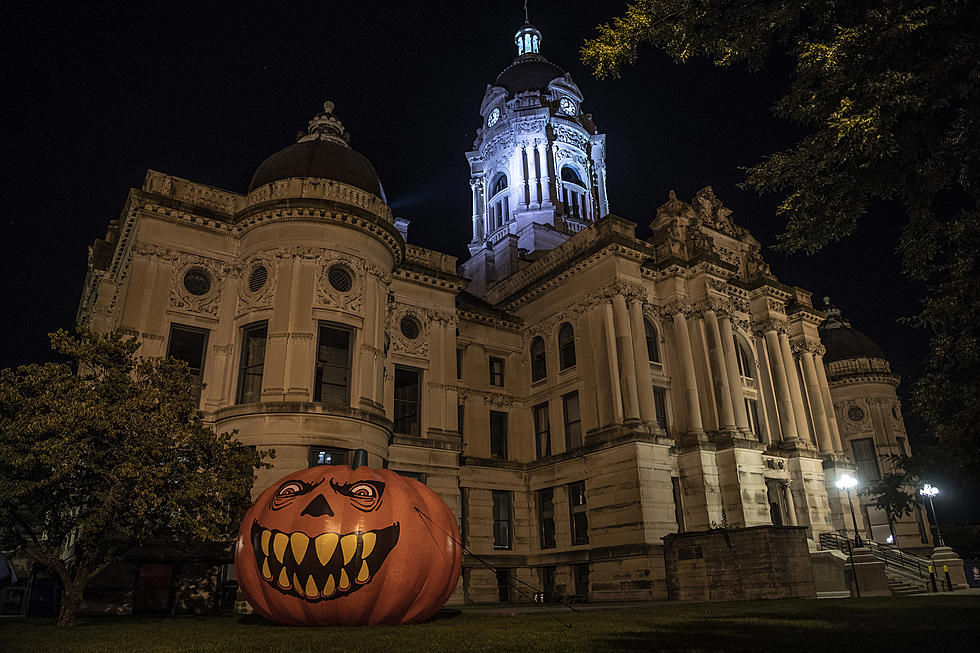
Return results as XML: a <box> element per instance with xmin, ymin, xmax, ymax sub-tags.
<box><xmin>461</xmin><ymin>19</ymin><xmax>609</xmax><ymax>295</ymax></box>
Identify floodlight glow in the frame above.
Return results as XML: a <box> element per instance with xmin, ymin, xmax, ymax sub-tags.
<box><xmin>920</xmin><ymin>484</ymin><xmax>939</xmax><ymax>498</ymax></box>
<box><xmin>836</xmin><ymin>474</ymin><xmax>857</xmax><ymax>491</ymax></box>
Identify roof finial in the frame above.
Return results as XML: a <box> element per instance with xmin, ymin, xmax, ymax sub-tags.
<box><xmin>524</xmin><ymin>0</ymin><xmax>529</xmax><ymax>23</ymax></box>
<box><xmin>298</xmin><ymin>100</ymin><xmax>351</xmax><ymax>146</ymax></box>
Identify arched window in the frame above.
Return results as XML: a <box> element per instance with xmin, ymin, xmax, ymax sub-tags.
<box><xmin>560</xmin><ymin>166</ymin><xmax>588</xmax><ymax>222</ymax></box>
<box><xmin>644</xmin><ymin>319</ymin><xmax>661</xmax><ymax>363</ymax></box>
<box><xmin>558</xmin><ymin>323</ymin><xmax>576</xmax><ymax>370</ymax></box>
<box><xmin>734</xmin><ymin>335</ymin><xmax>754</xmax><ymax>379</ymax></box>
<box><xmin>530</xmin><ymin>336</ymin><xmax>546</xmax><ymax>382</ymax></box>
<box><xmin>492</xmin><ymin>175</ymin><xmax>508</xmax><ymax>195</ymax></box>
<box><xmin>489</xmin><ymin>174</ymin><xmax>510</xmax><ymax>233</ymax></box>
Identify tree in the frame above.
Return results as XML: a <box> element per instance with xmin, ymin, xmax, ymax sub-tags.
<box><xmin>583</xmin><ymin>1</ymin><xmax>980</xmax><ymax>490</ymax></box>
<box><xmin>0</xmin><ymin>330</ymin><xmax>271</xmax><ymax>626</ymax></box>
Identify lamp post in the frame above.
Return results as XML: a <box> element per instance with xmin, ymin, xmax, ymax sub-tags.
<box><xmin>836</xmin><ymin>473</ymin><xmax>861</xmax><ymax>546</ymax></box>
<box><xmin>919</xmin><ymin>484</ymin><xmax>944</xmax><ymax>547</ymax></box>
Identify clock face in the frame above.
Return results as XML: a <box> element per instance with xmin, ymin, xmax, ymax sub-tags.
<box><xmin>487</xmin><ymin>107</ymin><xmax>500</xmax><ymax>127</ymax></box>
<box><xmin>559</xmin><ymin>97</ymin><xmax>575</xmax><ymax>115</ymax></box>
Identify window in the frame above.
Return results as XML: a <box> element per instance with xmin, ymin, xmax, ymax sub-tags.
<box><xmin>653</xmin><ymin>386</ymin><xmax>669</xmax><ymax>434</ymax></box>
<box><xmin>489</xmin><ymin>356</ymin><xmax>505</xmax><ymax>387</ymax></box>
<box><xmin>734</xmin><ymin>335</ymin><xmax>754</xmax><ymax>379</ymax></box>
<box><xmin>167</xmin><ymin>324</ymin><xmax>208</xmax><ymax>406</ymax></box>
<box><xmin>851</xmin><ymin>438</ymin><xmax>881</xmax><ymax>482</ymax></box>
<box><xmin>236</xmin><ymin>323</ymin><xmax>267</xmax><ymax>404</ymax></box>
<box><xmin>644</xmin><ymin>319</ymin><xmax>661</xmax><ymax>363</ymax></box>
<box><xmin>395</xmin><ymin>470</ymin><xmax>424</xmax><ymax>483</ymax></box>
<box><xmin>671</xmin><ymin>477</ymin><xmax>685</xmax><ymax>532</ymax></box>
<box><xmin>496</xmin><ymin>569</ymin><xmax>512</xmax><ymax>602</ymax></box>
<box><xmin>492</xmin><ymin>490</ymin><xmax>512</xmax><ymax>549</ymax></box>
<box><xmin>573</xmin><ymin>564</ymin><xmax>589</xmax><ymax>598</ymax></box>
<box><xmin>745</xmin><ymin>398</ymin><xmax>761</xmax><ymax>440</ymax></box>
<box><xmin>309</xmin><ymin>447</ymin><xmax>346</xmax><ymax>467</ymax></box>
<box><xmin>533</xmin><ymin>402</ymin><xmax>551</xmax><ymax>458</ymax></box>
<box><xmin>490</xmin><ymin>410</ymin><xmax>508</xmax><ymax>459</ymax></box>
<box><xmin>568</xmin><ymin>481</ymin><xmax>589</xmax><ymax>545</ymax></box>
<box><xmin>394</xmin><ymin>366</ymin><xmax>422</xmax><ymax>435</ymax></box>
<box><xmin>558</xmin><ymin>323</ymin><xmax>576</xmax><ymax>370</ymax></box>
<box><xmin>563</xmin><ymin>391</ymin><xmax>582</xmax><ymax>450</ymax></box>
<box><xmin>314</xmin><ymin>324</ymin><xmax>351</xmax><ymax>404</ymax></box>
<box><xmin>490</xmin><ymin>175</ymin><xmax>509</xmax><ymax>232</ymax></box>
<box><xmin>456</xmin><ymin>348</ymin><xmax>463</xmax><ymax>379</ymax></box>
<box><xmin>492</xmin><ymin>175</ymin><xmax>508</xmax><ymax>195</ymax></box>
<box><xmin>561</xmin><ymin>166</ymin><xmax>587</xmax><ymax>221</ymax></box>
<box><xmin>458</xmin><ymin>404</ymin><xmax>465</xmax><ymax>438</ymax></box>
<box><xmin>530</xmin><ymin>337</ymin><xmax>546</xmax><ymax>382</ymax></box>
<box><xmin>538</xmin><ymin>488</ymin><xmax>556</xmax><ymax>549</ymax></box>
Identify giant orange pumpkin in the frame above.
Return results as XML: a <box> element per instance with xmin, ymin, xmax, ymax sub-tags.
<box><xmin>234</xmin><ymin>464</ymin><xmax>462</xmax><ymax>626</ymax></box>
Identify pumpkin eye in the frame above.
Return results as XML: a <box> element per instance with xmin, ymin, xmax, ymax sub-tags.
<box><xmin>330</xmin><ymin>479</ymin><xmax>385</xmax><ymax>512</ymax></box>
<box><xmin>271</xmin><ymin>478</ymin><xmax>322</xmax><ymax>510</ymax></box>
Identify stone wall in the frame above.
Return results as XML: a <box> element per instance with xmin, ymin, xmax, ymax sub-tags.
<box><xmin>663</xmin><ymin>526</ymin><xmax>815</xmax><ymax>601</ymax></box>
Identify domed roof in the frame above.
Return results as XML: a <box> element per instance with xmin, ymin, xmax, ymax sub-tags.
<box><xmin>494</xmin><ymin>58</ymin><xmax>566</xmax><ymax>94</ymax></box>
<box><xmin>818</xmin><ymin>300</ymin><xmax>888</xmax><ymax>363</ymax></box>
<box><xmin>247</xmin><ymin>101</ymin><xmax>384</xmax><ymax>200</ymax></box>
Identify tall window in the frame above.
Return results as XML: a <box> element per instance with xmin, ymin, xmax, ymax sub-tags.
<box><xmin>538</xmin><ymin>488</ymin><xmax>556</xmax><ymax>549</ymax></box>
<box><xmin>490</xmin><ymin>410</ymin><xmax>508</xmax><ymax>459</ymax></box>
<box><xmin>530</xmin><ymin>337</ymin><xmax>546</xmax><ymax>382</ymax></box>
<box><xmin>563</xmin><ymin>391</ymin><xmax>582</xmax><ymax>450</ymax></box>
<box><xmin>309</xmin><ymin>447</ymin><xmax>346</xmax><ymax>467</ymax></box>
<box><xmin>851</xmin><ymin>438</ymin><xmax>881</xmax><ymax>482</ymax></box>
<box><xmin>734</xmin><ymin>335</ymin><xmax>754</xmax><ymax>379</ymax></box>
<box><xmin>533</xmin><ymin>402</ymin><xmax>551</xmax><ymax>458</ymax></box>
<box><xmin>568</xmin><ymin>481</ymin><xmax>589</xmax><ymax>545</ymax></box>
<box><xmin>314</xmin><ymin>324</ymin><xmax>351</xmax><ymax>404</ymax></box>
<box><xmin>167</xmin><ymin>324</ymin><xmax>208</xmax><ymax>406</ymax></box>
<box><xmin>489</xmin><ymin>356</ymin><xmax>505</xmax><ymax>387</ymax></box>
<box><xmin>745</xmin><ymin>398</ymin><xmax>762</xmax><ymax>440</ymax></box>
<box><xmin>644</xmin><ymin>319</ymin><xmax>661</xmax><ymax>363</ymax></box>
<box><xmin>458</xmin><ymin>404</ymin><xmax>465</xmax><ymax>438</ymax></box>
<box><xmin>492</xmin><ymin>490</ymin><xmax>512</xmax><ymax>550</ymax></box>
<box><xmin>394</xmin><ymin>366</ymin><xmax>422</xmax><ymax>435</ymax></box>
<box><xmin>236</xmin><ymin>323</ymin><xmax>267</xmax><ymax>404</ymax></box>
<box><xmin>561</xmin><ymin>166</ymin><xmax>587</xmax><ymax>221</ymax></box>
<box><xmin>490</xmin><ymin>175</ymin><xmax>509</xmax><ymax>233</ymax></box>
<box><xmin>653</xmin><ymin>386</ymin><xmax>669</xmax><ymax>434</ymax></box>
<box><xmin>456</xmin><ymin>348</ymin><xmax>463</xmax><ymax>379</ymax></box>
<box><xmin>558</xmin><ymin>323</ymin><xmax>576</xmax><ymax>370</ymax></box>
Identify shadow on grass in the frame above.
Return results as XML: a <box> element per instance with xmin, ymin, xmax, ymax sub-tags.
<box><xmin>234</xmin><ymin>608</ymin><xmax>462</xmax><ymax>626</ymax></box>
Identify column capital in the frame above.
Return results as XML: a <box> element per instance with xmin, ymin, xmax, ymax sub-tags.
<box><xmin>752</xmin><ymin>317</ymin><xmax>788</xmax><ymax>337</ymax></box>
<box><xmin>792</xmin><ymin>341</ymin><xmax>825</xmax><ymax>356</ymax></box>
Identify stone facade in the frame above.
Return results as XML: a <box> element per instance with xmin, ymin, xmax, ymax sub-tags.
<box><xmin>76</xmin><ymin>20</ymin><xmax>925</xmax><ymax>607</ymax></box>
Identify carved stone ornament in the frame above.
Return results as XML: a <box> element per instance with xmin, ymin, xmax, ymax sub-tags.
<box><xmin>316</xmin><ymin>252</ymin><xmax>368</xmax><ymax>313</ymax></box>
<box><xmin>752</xmin><ymin>317</ymin><xmax>788</xmax><ymax>337</ymax></box>
<box><xmin>389</xmin><ymin>304</ymin><xmax>430</xmax><ymax>358</ymax></box>
<box><xmin>692</xmin><ymin>186</ymin><xmax>739</xmax><ymax>237</ymax></box>
<box><xmin>169</xmin><ymin>251</ymin><xmax>224</xmax><ymax>317</ymax></box>
<box><xmin>837</xmin><ymin>399</ymin><xmax>873</xmax><ymax>435</ymax></box>
<box><xmin>483</xmin><ymin>392</ymin><xmax>514</xmax><ymax>408</ymax></box>
<box><xmin>237</xmin><ymin>251</ymin><xmax>278</xmax><ymax>314</ymax></box>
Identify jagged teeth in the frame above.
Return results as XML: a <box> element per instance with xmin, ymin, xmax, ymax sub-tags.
<box><xmin>356</xmin><ymin>560</ymin><xmax>370</xmax><ymax>583</ymax></box>
<box><xmin>322</xmin><ymin>574</ymin><xmax>336</xmax><ymax>597</ymax></box>
<box><xmin>338</xmin><ymin>568</ymin><xmax>351</xmax><ymax>591</ymax></box>
<box><xmin>361</xmin><ymin>532</ymin><xmax>376</xmax><ymax>558</ymax></box>
<box><xmin>340</xmin><ymin>534</ymin><xmax>357</xmax><ymax>565</ymax></box>
<box><xmin>315</xmin><ymin>533</ymin><xmax>339</xmax><ymax>565</ymax></box>
<box><xmin>261</xmin><ymin>530</ymin><xmax>271</xmax><ymax>556</ymax></box>
<box><xmin>273</xmin><ymin>532</ymin><xmax>289</xmax><ymax>563</ymax></box>
<box><xmin>261</xmin><ymin>558</ymin><xmax>272</xmax><ymax>580</ymax></box>
<box><xmin>290</xmin><ymin>532</ymin><xmax>309</xmax><ymax>565</ymax></box>
<box><xmin>277</xmin><ymin>567</ymin><xmax>290</xmax><ymax>589</ymax></box>
<box><xmin>305</xmin><ymin>575</ymin><xmax>319</xmax><ymax>599</ymax></box>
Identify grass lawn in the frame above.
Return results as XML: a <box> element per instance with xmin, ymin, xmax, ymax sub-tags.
<box><xmin>1</xmin><ymin>596</ymin><xmax>977</xmax><ymax>652</ymax></box>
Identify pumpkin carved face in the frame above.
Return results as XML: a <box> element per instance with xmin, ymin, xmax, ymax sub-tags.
<box><xmin>234</xmin><ymin>465</ymin><xmax>462</xmax><ymax>626</ymax></box>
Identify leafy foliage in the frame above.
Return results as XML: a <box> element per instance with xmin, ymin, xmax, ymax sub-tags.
<box><xmin>583</xmin><ymin>1</ymin><xmax>980</xmax><ymax>490</ymax></box>
<box><xmin>0</xmin><ymin>330</ymin><xmax>271</xmax><ymax>625</ymax></box>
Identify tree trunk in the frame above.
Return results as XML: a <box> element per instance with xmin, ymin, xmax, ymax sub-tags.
<box><xmin>57</xmin><ymin>579</ymin><xmax>85</xmax><ymax>627</ymax></box>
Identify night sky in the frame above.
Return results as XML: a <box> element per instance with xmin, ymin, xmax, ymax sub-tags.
<box><xmin>2</xmin><ymin>5</ymin><xmax>929</xmax><ymax>457</ymax></box>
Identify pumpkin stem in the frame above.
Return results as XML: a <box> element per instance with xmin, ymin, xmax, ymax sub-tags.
<box><xmin>351</xmin><ymin>449</ymin><xmax>369</xmax><ymax>469</ymax></box>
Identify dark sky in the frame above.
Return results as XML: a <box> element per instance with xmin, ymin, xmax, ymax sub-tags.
<box><xmin>2</xmin><ymin>4</ymin><xmax>928</xmax><ymax>452</ymax></box>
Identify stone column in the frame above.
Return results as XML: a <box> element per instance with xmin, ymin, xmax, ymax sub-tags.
<box><xmin>763</xmin><ymin>329</ymin><xmax>798</xmax><ymax>442</ymax></box>
<box><xmin>815</xmin><ymin>353</ymin><xmax>845</xmax><ymax>453</ymax></box>
<box><xmin>612</xmin><ymin>295</ymin><xmax>641</xmax><ymax>421</ymax></box>
<box><xmin>779</xmin><ymin>332</ymin><xmax>813</xmax><ymax>443</ymax></box>
<box><xmin>673</xmin><ymin>311</ymin><xmax>703</xmax><ymax>434</ymax></box>
<box><xmin>603</xmin><ymin>302</ymin><xmax>624</xmax><ymax>424</ymax></box>
<box><xmin>521</xmin><ymin>145</ymin><xmax>531</xmax><ymax>209</ymax></box>
<box><xmin>719</xmin><ymin>315</ymin><xmax>750</xmax><ymax>433</ymax></box>
<box><xmin>628</xmin><ymin>300</ymin><xmax>657</xmax><ymax>425</ymax></box>
<box><xmin>587</xmin><ymin>305</ymin><xmax>613</xmax><ymax>427</ymax></box>
<box><xmin>781</xmin><ymin>480</ymin><xmax>799</xmax><ymax>526</ymax></box>
<box><xmin>531</xmin><ymin>143</ymin><xmax>541</xmax><ymax>207</ymax></box>
<box><xmin>800</xmin><ymin>349</ymin><xmax>834</xmax><ymax>454</ymax></box>
<box><xmin>704</xmin><ymin>309</ymin><xmax>736</xmax><ymax>433</ymax></box>
<box><xmin>537</xmin><ymin>141</ymin><xmax>551</xmax><ymax>206</ymax></box>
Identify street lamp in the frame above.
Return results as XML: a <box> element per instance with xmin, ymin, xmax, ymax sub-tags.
<box><xmin>836</xmin><ymin>473</ymin><xmax>862</xmax><ymax>546</ymax></box>
<box><xmin>919</xmin><ymin>484</ymin><xmax>944</xmax><ymax>546</ymax></box>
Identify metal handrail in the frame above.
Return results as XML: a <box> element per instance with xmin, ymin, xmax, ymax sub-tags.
<box><xmin>818</xmin><ymin>532</ymin><xmax>932</xmax><ymax>583</ymax></box>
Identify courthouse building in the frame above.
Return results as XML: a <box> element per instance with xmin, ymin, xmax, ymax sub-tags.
<box><xmin>77</xmin><ymin>21</ymin><xmax>929</xmax><ymax>604</ymax></box>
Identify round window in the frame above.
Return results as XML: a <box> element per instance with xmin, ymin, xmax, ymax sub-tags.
<box><xmin>248</xmin><ymin>265</ymin><xmax>268</xmax><ymax>293</ymax></box>
<box><xmin>183</xmin><ymin>269</ymin><xmax>211</xmax><ymax>296</ymax></box>
<box><xmin>847</xmin><ymin>406</ymin><xmax>865</xmax><ymax>422</ymax></box>
<box><xmin>400</xmin><ymin>316</ymin><xmax>420</xmax><ymax>340</ymax></box>
<box><xmin>327</xmin><ymin>265</ymin><xmax>353</xmax><ymax>292</ymax></box>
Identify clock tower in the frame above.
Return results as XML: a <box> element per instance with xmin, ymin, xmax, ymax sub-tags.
<box><xmin>460</xmin><ymin>19</ymin><xmax>609</xmax><ymax>296</ymax></box>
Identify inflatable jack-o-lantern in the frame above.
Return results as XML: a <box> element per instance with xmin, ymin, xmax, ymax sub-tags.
<box><xmin>234</xmin><ymin>457</ymin><xmax>462</xmax><ymax>626</ymax></box>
